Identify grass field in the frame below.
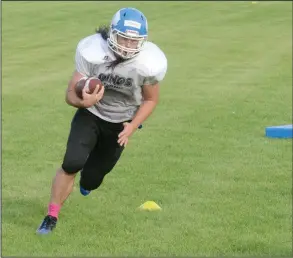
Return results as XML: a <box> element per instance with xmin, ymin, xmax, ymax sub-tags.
<box><xmin>2</xmin><ymin>1</ymin><xmax>292</xmax><ymax>257</ymax></box>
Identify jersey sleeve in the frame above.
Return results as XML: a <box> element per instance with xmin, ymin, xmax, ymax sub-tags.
<box><xmin>143</xmin><ymin>63</ymin><xmax>167</xmax><ymax>85</ymax></box>
<box><xmin>75</xmin><ymin>41</ymin><xmax>93</xmax><ymax>77</ymax></box>
<box><xmin>142</xmin><ymin>46</ymin><xmax>168</xmax><ymax>86</ymax></box>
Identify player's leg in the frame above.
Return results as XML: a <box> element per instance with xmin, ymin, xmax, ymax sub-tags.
<box><xmin>50</xmin><ymin>110</ymin><xmax>99</xmax><ymax>205</ymax></box>
<box><xmin>37</xmin><ymin>108</ymin><xmax>99</xmax><ymax>234</ymax></box>
<box><xmin>79</xmin><ymin>120</ymin><xmax>124</xmax><ymax>193</ymax></box>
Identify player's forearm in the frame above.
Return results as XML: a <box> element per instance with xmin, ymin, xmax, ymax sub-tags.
<box><xmin>130</xmin><ymin>100</ymin><xmax>158</xmax><ymax>129</ymax></box>
<box><xmin>65</xmin><ymin>90</ymin><xmax>83</xmax><ymax>108</ymax></box>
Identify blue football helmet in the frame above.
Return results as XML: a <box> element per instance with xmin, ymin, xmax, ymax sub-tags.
<box><xmin>107</xmin><ymin>8</ymin><xmax>148</xmax><ymax>59</ymax></box>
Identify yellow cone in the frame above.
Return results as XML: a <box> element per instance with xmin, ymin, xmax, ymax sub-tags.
<box><xmin>138</xmin><ymin>201</ymin><xmax>162</xmax><ymax>211</ymax></box>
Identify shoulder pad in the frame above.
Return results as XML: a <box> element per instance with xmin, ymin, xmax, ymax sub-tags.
<box><xmin>77</xmin><ymin>34</ymin><xmax>107</xmax><ymax>65</ymax></box>
<box><xmin>135</xmin><ymin>42</ymin><xmax>168</xmax><ymax>82</ymax></box>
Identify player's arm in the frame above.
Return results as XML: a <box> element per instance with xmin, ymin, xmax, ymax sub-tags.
<box><xmin>65</xmin><ymin>40</ymin><xmax>103</xmax><ymax>108</ymax></box>
<box><xmin>130</xmin><ymin>78</ymin><xmax>160</xmax><ymax>129</ymax></box>
<box><xmin>65</xmin><ymin>71</ymin><xmax>86</xmax><ymax>108</ymax></box>
<box><xmin>66</xmin><ymin>41</ymin><xmax>91</xmax><ymax>108</ymax></box>
<box><xmin>118</xmin><ymin>50</ymin><xmax>167</xmax><ymax>146</ymax></box>
<box><xmin>65</xmin><ymin>71</ymin><xmax>104</xmax><ymax>108</ymax></box>
<box><xmin>118</xmin><ymin>78</ymin><xmax>160</xmax><ymax>147</ymax></box>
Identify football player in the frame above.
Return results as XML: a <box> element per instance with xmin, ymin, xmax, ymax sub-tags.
<box><xmin>37</xmin><ymin>7</ymin><xmax>167</xmax><ymax>234</ymax></box>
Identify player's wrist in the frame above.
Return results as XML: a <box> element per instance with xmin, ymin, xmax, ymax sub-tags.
<box><xmin>129</xmin><ymin>120</ymin><xmax>140</xmax><ymax>130</ymax></box>
<box><xmin>80</xmin><ymin>100</ymin><xmax>95</xmax><ymax>108</ymax></box>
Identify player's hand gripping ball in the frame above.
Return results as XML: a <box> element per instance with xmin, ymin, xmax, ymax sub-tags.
<box><xmin>75</xmin><ymin>77</ymin><xmax>103</xmax><ymax>99</ymax></box>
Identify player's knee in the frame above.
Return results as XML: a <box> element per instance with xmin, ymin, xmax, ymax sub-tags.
<box><xmin>62</xmin><ymin>158</ymin><xmax>85</xmax><ymax>174</ymax></box>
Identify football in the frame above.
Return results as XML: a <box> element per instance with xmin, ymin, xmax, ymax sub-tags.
<box><xmin>75</xmin><ymin>77</ymin><xmax>103</xmax><ymax>99</ymax></box>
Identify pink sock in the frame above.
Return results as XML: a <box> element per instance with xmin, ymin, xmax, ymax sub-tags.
<box><xmin>47</xmin><ymin>203</ymin><xmax>61</xmax><ymax>219</ymax></box>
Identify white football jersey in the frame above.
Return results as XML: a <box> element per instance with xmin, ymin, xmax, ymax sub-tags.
<box><xmin>75</xmin><ymin>33</ymin><xmax>167</xmax><ymax>123</ymax></box>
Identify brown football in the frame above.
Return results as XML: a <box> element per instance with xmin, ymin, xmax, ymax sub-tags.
<box><xmin>75</xmin><ymin>77</ymin><xmax>103</xmax><ymax>99</ymax></box>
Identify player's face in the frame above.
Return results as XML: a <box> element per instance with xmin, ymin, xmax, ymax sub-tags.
<box><xmin>109</xmin><ymin>32</ymin><xmax>146</xmax><ymax>59</ymax></box>
<box><xmin>116</xmin><ymin>35</ymin><xmax>140</xmax><ymax>49</ymax></box>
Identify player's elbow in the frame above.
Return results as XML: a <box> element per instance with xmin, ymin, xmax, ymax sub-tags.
<box><xmin>65</xmin><ymin>96</ymin><xmax>71</xmax><ymax>106</ymax></box>
<box><xmin>152</xmin><ymin>97</ymin><xmax>159</xmax><ymax>105</ymax></box>
<box><xmin>65</xmin><ymin>90</ymin><xmax>71</xmax><ymax>105</ymax></box>
<box><xmin>148</xmin><ymin>92</ymin><xmax>159</xmax><ymax>104</ymax></box>
<box><xmin>144</xmin><ymin>97</ymin><xmax>159</xmax><ymax>107</ymax></box>
<box><xmin>65</xmin><ymin>90</ymin><xmax>76</xmax><ymax>107</ymax></box>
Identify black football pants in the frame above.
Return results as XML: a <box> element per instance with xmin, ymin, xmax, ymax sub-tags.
<box><xmin>61</xmin><ymin>108</ymin><xmax>124</xmax><ymax>191</ymax></box>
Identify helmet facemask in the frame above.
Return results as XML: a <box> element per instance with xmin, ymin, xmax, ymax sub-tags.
<box><xmin>107</xmin><ymin>28</ymin><xmax>147</xmax><ymax>59</ymax></box>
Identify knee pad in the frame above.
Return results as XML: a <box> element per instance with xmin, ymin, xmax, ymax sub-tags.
<box><xmin>62</xmin><ymin>159</ymin><xmax>85</xmax><ymax>174</ymax></box>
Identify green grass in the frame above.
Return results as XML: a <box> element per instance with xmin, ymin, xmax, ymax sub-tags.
<box><xmin>2</xmin><ymin>1</ymin><xmax>292</xmax><ymax>256</ymax></box>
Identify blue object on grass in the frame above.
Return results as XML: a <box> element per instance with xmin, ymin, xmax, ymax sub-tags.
<box><xmin>265</xmin><ymin>124</ymin><xmax>293</xmax><ymax>138</ymax></box>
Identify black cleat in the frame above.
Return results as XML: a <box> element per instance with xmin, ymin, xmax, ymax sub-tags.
<box><xmin>36</xmin><ymin>215</ymin><xmax>57</xmax><ymax>235</ymax></box>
